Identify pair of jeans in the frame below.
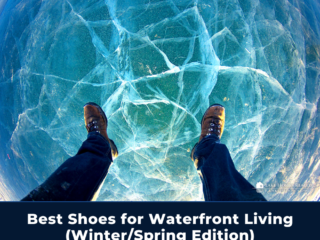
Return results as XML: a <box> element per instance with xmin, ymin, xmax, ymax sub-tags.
<box><xmin>22</xmin><ymin>133</ymin><xmax>266</xmax><ymax>201</ymax></box>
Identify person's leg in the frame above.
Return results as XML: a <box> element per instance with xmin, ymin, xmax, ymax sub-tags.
<box><xmin>21</xmin><ymin>102</ymin><xmax>118</xmax><ymax>201</ymax></box>
<box><xmin>191</xmin><ymin>104</ymin><xmax>266</xmax><ymax>201</ymax></box>
<box><xmin>191</xmin><ymin>135</ymin><xmax>266</xmax><ymax>201</ymax></box>
<box><xmin>21</xmin><ymin>132</ymin><xmax>113</xmax><ymax>201</ymax></box>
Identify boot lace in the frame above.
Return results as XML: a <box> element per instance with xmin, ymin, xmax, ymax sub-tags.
<box><xmin>87</xmin><ymin>120</ymin><xmax>100</xmax><ymax>133</ymax></box>
<box><xmin>206</xmin><ymin>118</ymin><xmax>222</xmax><ymax>136</ymax></box>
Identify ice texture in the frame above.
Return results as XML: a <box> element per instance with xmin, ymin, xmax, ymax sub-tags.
<box><xmin>0</xmin><ymin>0</ymin><xmax>320</xmax><ymax>201</ymax></box>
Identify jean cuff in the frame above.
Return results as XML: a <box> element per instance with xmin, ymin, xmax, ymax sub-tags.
<box><xmin>191</xmin><ymin>134</ymin><xmax>220</xmax><ymax>162</ymax></box>
<box><xmin>199</xmin><ymin>134</ymin><xmax>220</xmax><ymax>145</ymax></box>
<box><xmin>88</xmin><ymin>132</ymin><xmax>110</xmax><ymax>147</ymax></box>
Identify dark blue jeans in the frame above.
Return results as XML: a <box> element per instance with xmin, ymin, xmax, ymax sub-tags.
<box><xmin>22</xmin><ymin>133</ymin><xmax>266</xmax><ymax>201</ymax></box>
<box><xmin>192</xmin><ymin>135</ymin><xmax>266</xmax><ymax>201</ymax></box>
<box><xmin>21</xmin><ymin>132</ymin><xmax>113</xmax><ymax>201</ymax></box>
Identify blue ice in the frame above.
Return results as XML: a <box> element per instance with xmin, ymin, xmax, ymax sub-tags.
<box><xmin>0</xmin><ymin>0</ymin><xmax>320</xmax><ymax>201</ymax></box>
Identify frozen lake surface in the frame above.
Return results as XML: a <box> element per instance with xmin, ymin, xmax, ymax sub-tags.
<box><xmin>0</xmin><ymin>0</ymin><xmax>320</xmax><ymax>201</ymax></box>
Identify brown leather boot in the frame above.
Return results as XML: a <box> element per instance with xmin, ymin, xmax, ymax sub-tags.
<box><xmin>191</xmin><ymin>104</ymin><xmax>225</xmax><ymax>162</ymax></box>
<box><xmin>84</xmin><ymin>102</ymin><xmax>118</xmax><ymax>159</ymax></box>
<box><xmin>199</xmin><ymin>103</ymin><xmax>225</xmax><ymax>142</ymax></box>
